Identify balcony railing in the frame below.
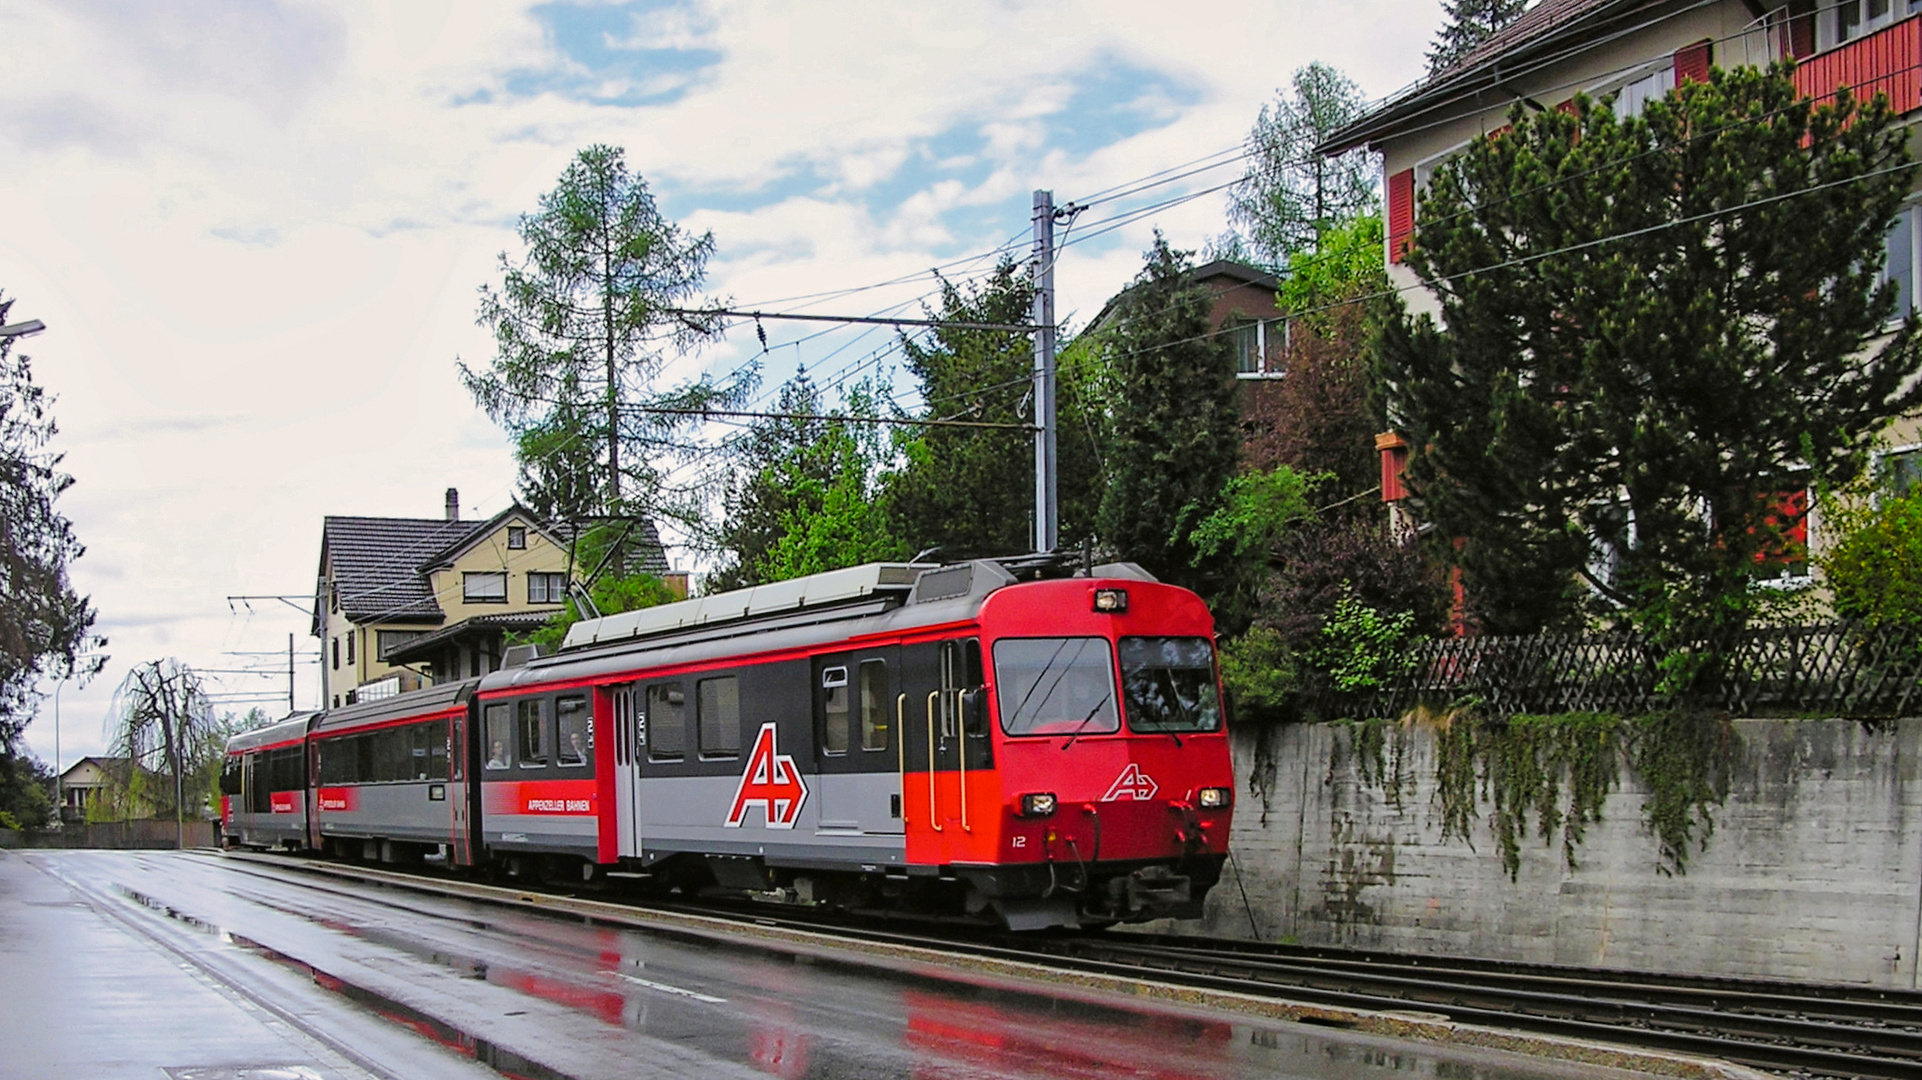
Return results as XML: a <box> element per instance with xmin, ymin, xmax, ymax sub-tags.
<box><xmin>1793</xmin><ymin>15</ymin><xmax>1922</xmax><ymax>115</ymax></box>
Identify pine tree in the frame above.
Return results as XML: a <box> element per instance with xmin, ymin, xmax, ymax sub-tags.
<box><xmin>1225</xmin><ymin>62</ymin><xmax>1378</xmax><ymax>264</ymax></box>
<box><xmin>1095</xmin><ymin>236</ymin><xmax>1242</xmax><ymax>595</ymax></box>
<box><xmin>1375</xmin><ymin>67</ymin><xmax>1922</xmax><ymax>658</ymax></box>
<box><xmin>1426</xmin><ymin>0</ymin><xmax>1531</xmax><ymax>76</ymax></box>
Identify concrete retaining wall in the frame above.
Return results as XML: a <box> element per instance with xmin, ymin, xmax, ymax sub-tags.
<box><xmin>0</xmin><ymin>819</ymin><xmax>217</xmax><ymax>850</ymax></box>
<box><xmin>1200</xmin><ymin>718</ymin><xmax>1922</xmax><ymax>986</ymax></box>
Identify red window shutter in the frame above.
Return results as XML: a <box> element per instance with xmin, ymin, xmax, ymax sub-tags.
<box><xmin>1673</xmin><ymin>39</ymin><xmax>1711</xmax><ymax>85</ymax></box>
<box><xmin>1376</xmin><ymin>431</ymin><xmax>1410</xmax><ymax>501</ymax></box>
<box><xmin>1387</xmin><ymin>168</ymin><xmax>1415</xmax><ymax>264</ymax></box>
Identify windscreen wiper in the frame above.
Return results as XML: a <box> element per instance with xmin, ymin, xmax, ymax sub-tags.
<box><xmin>1061</xmin><ymin>694</ymin><xmax>1113</xmax><ymax>750</ymax></box>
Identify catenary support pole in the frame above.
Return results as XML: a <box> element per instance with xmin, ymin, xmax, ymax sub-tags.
<box><xmin>288</xmin><ymin>633</ymin><xmax>295</xmax><ymax>714</ymax></box>
<box><xmin>1032</xmin><ymin>189</ymin><xmax>1059</xmax><ymax>554</ymax></box>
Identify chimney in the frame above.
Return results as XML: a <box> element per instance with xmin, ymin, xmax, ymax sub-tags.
<box><xmin>444</xmin><ymin>488</ymin><xmax>459</xmax><ymax>521</ymax></box>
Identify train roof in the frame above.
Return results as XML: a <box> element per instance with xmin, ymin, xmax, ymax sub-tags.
<box><xmin>226</xmin><ymin>712</ymin><xmax>318</xmax><ymax>752</ymax></box>
<box><xmin>310</xmin><ymin>677</ymin><xmax>478</xmax><ymax>736</ymax></box>
<box><xmin>488</xmin><ymin>558</ymin><xmax>1159</xmax><ymax>693</ymax></box>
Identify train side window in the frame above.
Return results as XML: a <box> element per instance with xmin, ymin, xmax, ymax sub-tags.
<box><xmin>430</xmin><ymin>718</ymin><xmax>450</xmax><ymax>781</ymax></box>
<box><xmin>821</xmin><ymin>666</ymin><xmax>850</xmax><ymax>755</ymax></box>
<box><xmin>698</xmin><ymin>676</ymin><xmax>741</xmax><ymax>758</ymax></box>
<box><xmin>556</xmin><ymin>695</ymin><xmax>591</xmax><ymax>769</ymax></box>
<box><xmin>246</xmin><ymin>754</ymin><xmax>269</xmax><ymax>813</ymax></box>
<box><xmin>517</xmin><ymin>698</ymin><xmax>550</xmax><ymax>769</ymax></box>
<box><xmin>858</xmin><ymin>660</ymin><xmax>888</xmax><ymax>751</ymax></box>
<box><xmin>648</xmin><ymin>683</ymin><xmax>686</xmax><ymax>760</ymax></box>
<box><xmin>408</xmin><ymin>723</ymin><xmax>433</xmax><ymax>781</ymax></box>
<box><xmin>220</xmin><ymin>756</ymin><xmax>243</xmax><ymax>796</ymax></box>
<box><xmin>483</xmin><ymin>703</ymin><xmax>513</xmax><ymax>770</ymax></box>
<box><xmin>374</xmin><ymin>726</ymin><xmax>409</xmax><ymax>776</ymax></box>
<box><xmin>274</xmin><ymin>746</ymin><xmax>304</xmax><ymax>792</ymax></box>
<box><xmin>938</xmin><ymin>639</ymin><xmax>984</xmax><ymax>738</ymax></box>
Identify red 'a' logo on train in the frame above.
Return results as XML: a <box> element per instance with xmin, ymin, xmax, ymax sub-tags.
<box><xmin>726</xmin><ymin>722</ymin><xmax>808</xmax><ymax>829</ymax></box>
<box><xmin>1102</xmin><ymin>763</ymin><xmax>1159</xmax><ymax>802</ymax></box>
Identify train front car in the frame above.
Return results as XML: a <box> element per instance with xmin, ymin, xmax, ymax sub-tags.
<box><xmin>915</xmin><ymin>569</ymin><xmax>1233</xmax><ymax>930</ymax></box>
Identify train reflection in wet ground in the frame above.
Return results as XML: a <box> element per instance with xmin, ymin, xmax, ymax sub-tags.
<box><xmin>38</xmin><ymin>852</ymin><xmax>1635</xmax><ymax>1080</ymax></box>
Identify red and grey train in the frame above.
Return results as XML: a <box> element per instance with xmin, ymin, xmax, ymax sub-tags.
<box><xmin>222</xmin><ymin>558</ymin><xmax>1234</xmax><ymax>929</ymax></box>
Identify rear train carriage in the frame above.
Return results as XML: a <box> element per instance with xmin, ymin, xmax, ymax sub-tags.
<box><xmin>222</xmin><ymin>713</ymin><xmax>318</xmax><ymax>850</ymax></box>
<box><xmin>306</xmin><ymin>680</ymin><xmax>475</xmax><ymax>864</ymax></box>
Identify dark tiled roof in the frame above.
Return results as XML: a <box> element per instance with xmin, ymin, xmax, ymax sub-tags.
<box><xmin>1436</xmin><ymin>0</ymin><xmax>1618</xmax><ymax>83</ymax></box>
<box><xmin>381</xmin><ymin>610</ymin><xmax>560</xmax><ymax>664</ymax></box>
<box><xmin>1085</xmin><ymin>257</ymin><xmax>1278</xmax><ymax>337</ymax></box>
<box><xmin>315</xmin><ymin>516</ymin><xmax>483</xmax><ymax>631</ymax></box>
<box><xmin>1322</xmin><ymin>0</ymin><xmax>1647</xmax><ymax>153</ymax></box>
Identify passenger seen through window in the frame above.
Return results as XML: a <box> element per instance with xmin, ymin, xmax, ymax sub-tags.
<box><xmin>484</xmin><ymin>703</ymin><xmax>512</xmax><ymax>769</ymax></box>
<box><xmin>557</xmin><ymin>695</ymin><xmax>589</xmax><ymax>766</ymax></box>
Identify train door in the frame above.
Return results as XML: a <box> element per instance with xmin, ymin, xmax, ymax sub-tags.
<box><xmin>902</xmin><ymin>638</ymin><xmax>988</xmax><ymax>849</ymax></box>
<box><xmin>611</xmin><ymin>682</ymin><xmax>642</xmax><ymax>858</ymax></box>
<box><xmin>812</xmin><ymin>647</ymin><xmax>902</xmax><ymax>836</ymax></box>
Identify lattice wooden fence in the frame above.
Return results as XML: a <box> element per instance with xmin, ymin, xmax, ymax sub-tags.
<box><xmin>1327</xmin><ymin>622</ymin><xmax>1922</xmax><ymax>719</ymax></box>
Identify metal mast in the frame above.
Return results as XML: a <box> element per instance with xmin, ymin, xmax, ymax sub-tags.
<box><xmin>1032</xmin><ymin>189</ymin><xmax>1058</xmax><ymax>554</ymax></box>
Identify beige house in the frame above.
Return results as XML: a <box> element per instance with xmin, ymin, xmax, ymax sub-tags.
<box><xmin>58</xmin><ymin>757</ymin><xmax>158</xmax><ymax>823</ymax></box>
<box><xmin>1325</xmin><ymin>0</ymin><xmax>1922</xmax><ymax>580</ymax></box>
<box><xmin>313</xmin><ymin>489</ymin><xmax>614</xmax><ymax>706</ymax></box>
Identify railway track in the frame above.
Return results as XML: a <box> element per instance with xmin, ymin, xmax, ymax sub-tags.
<box><xmin>220</xmin><ymin>851</ymin><xmax>1922</xmax><ymax>1079</ymax></box>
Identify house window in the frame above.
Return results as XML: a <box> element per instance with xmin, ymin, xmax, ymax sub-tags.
<box><xmin>331</xmin><ymin>637</ymin><xmax>339</xmax><ymax>670</ymax></box>
<box><xmin>1613</xmin><ymin>65</ymin><xmax>1675</xmax><ymax>119</ymax></box>
<box><xmin>1225</xmin><ymin>321</ymin><xmax>1261</xmax><ymax>375</ymax></box>
<box><xmin>377</xmin><ymin>630</ymin><xmax>424</xmax><ymax>661</ymax></box>
<box><xmin>1881</xmin><ymin>204</ymin><xmax>1918</xmax><ymax>322</ymax></box>
<box><xmin>528</xmin><ymin>572</ymin><xmax>568</xmax><ymax>604</ymax></box>
<box><xmin>1821</xmin><ymin>0</ymin><xmax>1920</xmax><ymax>48</ymax></box>
<box><xmin>507</xmin><ymin>526</ymin><xmax>527</xmax><ymax>550</ymax></box>
<box><xmin>1753</xmin><ymin>481</ymin><xmax>1812</xmax><ymax>584</ymax></box>
<box><xmin>463</xmin><ymin>571</ymin><xmax>508</xmax><ymax>603</ymax></box>
<box><xmin>345</xmin><ymin>630</ymin><xmax>354</xmax><ymax>665</ymax></box>
<box><xmin>1877</xmin><ymin>446</ymin><xmax>1922</xmax><ymax>496</ymax></box>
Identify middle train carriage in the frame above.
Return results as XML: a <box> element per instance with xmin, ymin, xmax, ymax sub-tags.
<box><xmin>252</xmin><ymin>558</ymin><xmax>1235</xmax><ymax>930</ymax></box>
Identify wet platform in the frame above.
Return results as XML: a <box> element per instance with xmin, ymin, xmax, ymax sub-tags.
<box><xmin>1</xmin><ymin>849</ymin><xmax>1671</xmax><ymax>1080</ymax></box>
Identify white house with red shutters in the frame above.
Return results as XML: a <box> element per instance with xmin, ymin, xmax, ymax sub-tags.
<box><xmin>1325</xmin><ymin>0</ymin><xmax>1922</xmax><ymax>595</ymax></box>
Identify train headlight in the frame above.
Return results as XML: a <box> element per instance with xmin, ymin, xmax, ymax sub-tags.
<box><xmin>1092</xmin><ymin>588</ymin><xmax>1129</xmax><ymax>613</ymax></box>
<box><xmin>1017</xmin><ymin>792</ymin><xmax>1058</xmax><ymax>817</ymax></box>
<box><xmin>1198</xmin><ymin>786</ymin><xmax>1232</xmax><ymax>809</ymax></box>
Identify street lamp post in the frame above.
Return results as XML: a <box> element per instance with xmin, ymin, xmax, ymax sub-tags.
<box><xmin>0</xmin><ymin>319</ymin><xmax>46</xmax><ymax>340</ymax></box>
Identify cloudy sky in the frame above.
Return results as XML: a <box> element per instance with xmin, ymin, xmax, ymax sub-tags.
<box><xmin>5</xmin><ymin>0</ymin><xmax>1441</xmax><ymax>767</ymax></box>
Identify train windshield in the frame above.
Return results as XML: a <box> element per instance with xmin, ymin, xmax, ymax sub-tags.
<box><xmin>1119</xmin><ymin>637</ymin><xmax>1222</xmax><ymax>734</ymax></box>
<box><xmin>992</xmin><ymin>637</ymin><xmax>1118</xmax><ymax>737</ymax></box>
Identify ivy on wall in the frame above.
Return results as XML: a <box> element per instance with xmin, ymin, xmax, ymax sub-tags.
<box><xmin>1338</xmin><ymin>709</ymin><xmax>1735</xmax><ymax>879</ymax></box>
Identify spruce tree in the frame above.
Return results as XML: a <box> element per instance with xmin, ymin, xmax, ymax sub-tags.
<box><xmin>884</xmin><ymin>260</ymin><xmax>1101</xmax><ymax>557</ymax></box>
<box><xmin>1375</xmin><ymin>67</ymin><xmax>1922</xmax><ymax>659</ymax></box>
<box><xmin>1095</xmin><ymin>236</ymin><xmax>1242</xmax><ymax>595</ymax></box>
<box><xmin>1426</xmin><ymin>0</ymin><xmax>1531</xmax><ymax>76</ymax></box>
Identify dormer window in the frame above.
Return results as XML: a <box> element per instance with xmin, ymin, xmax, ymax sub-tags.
<box><xmin>507</xmin><ymin>526</ymin><xmax>526</xmax><ymax>550</ymax></box>
<box><xmin>463</xmin><ymin>572</ymin><xmax>508</xmax><ymax>603</ymax></box>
